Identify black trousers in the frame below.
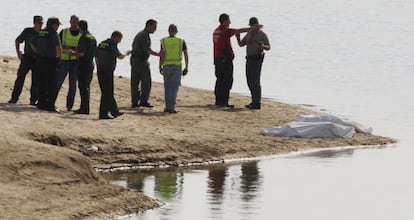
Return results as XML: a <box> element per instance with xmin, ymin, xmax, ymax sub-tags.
<box><xmin>77</xmin><ymin>61</ymin><xmax>94</xmax><ymax>112</ymax></box>
<box><xmin>130</xmin><ymin>58</ymin><xmax>151</xmax><ymax>105</ymax></box>
<box><xmin>97</xmin><ymin>68</ymin><xmax>119</xmax><ymax>117</ymax></box>
<box><xmin>37</xmin><ymin>57</ymin><xmax>58</xmax><ymax>110</ymax></box>
<box><xmin>246</xmin><ymin>55</ymin><xmax>264</xmax><ymax>106</ymax></box>
<box><xmin>10</xmin><ymin>54</ymin><xmax>38</xmax><ymax>103</ymax></box>
<box><xmin>214</xmin><ymin>58</ymin><xmax>233</xmax><ymax>106</ymax></box>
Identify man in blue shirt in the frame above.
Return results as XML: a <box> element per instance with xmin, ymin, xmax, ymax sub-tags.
<box><xmin>9</xmin><ymin>15</ymin><xmax>43</xmax><ymax>105</ymax></box>
<box><xmin>96</xmin><ymin>31</ymin><xmax>130</xmax><ymax>119</ymax></box>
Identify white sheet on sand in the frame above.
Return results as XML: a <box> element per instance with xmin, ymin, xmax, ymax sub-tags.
<box><xmin>261</xmin><ymin>114</ymin><xmax>373</xmax><ymax>138</ymax></box>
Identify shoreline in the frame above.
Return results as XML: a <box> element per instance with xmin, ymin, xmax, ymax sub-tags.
<box><xmin>0</xmin><ymin>56</ymin><xmax>396</xmax><ymax>219</ymax></box>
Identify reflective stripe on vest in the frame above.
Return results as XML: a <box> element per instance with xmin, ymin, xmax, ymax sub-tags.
<box><xmin>61</xmin><ymin>28</ymin><xmax>81</xmax><ymax>60</ymax></box>
<box><xmin>161</xmin><ymin>37</ymin><xmax>183</xmax><ymax>65</ymax></box>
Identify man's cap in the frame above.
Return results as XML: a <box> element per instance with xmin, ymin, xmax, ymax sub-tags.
<box><xmin>47</xmin><ymin>17</ymin><xmax>61</xmax><ymax>26</ymax></box>
<box><xmin>168</xmin><ymin>24</ymin><xmax>178</xmax><ymax>33</ymax></box>
<box><xmin>249</xmin><ymin>17</ymin><xmax>259</xmax><ymax>26</ymax></box>
<box><xmin>33</xmin><ymin>15</ymin><xmax>43</xmax><ymax>24</ymax></box>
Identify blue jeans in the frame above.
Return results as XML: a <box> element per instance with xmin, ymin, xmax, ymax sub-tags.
<box><xmin>163</xmin><ymin>65</ymin><xmax>182</xmax><ymax>111</ymax></box>
<box><xmin>55</xmin><ymin>60</ymin><xmax>79</xmax><ymax>110</ymax></box>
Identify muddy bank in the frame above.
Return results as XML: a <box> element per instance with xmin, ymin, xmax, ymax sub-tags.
<box><xmin>0</xmin><ymin>56</ymin><xmax>395</xmax><ymax>219</ymax></box>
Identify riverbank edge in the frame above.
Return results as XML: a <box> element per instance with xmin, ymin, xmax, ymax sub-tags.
<box><xmin>0</xmin><ymin>56</ymin><xmax>396</xmax><ymax>219</ymax></box>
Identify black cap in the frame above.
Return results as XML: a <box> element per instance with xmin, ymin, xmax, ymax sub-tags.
<box><xmin>249</xmin><ymin>17</ymin><xmax>259</xmax><ymax>26</ymax></box>
<box><xmin>33</xmin><ymin>15</ymin><xmax>43</xmax><ymax>24</ymax></box>
<box><xmin>46</xmin><ymin>17</ymin><xmax>61</xmax><ymax>27</ymax></box>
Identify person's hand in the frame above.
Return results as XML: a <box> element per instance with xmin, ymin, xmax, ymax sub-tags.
<box><xmin>126</xmin><ymin>50</ymin><xmax>132</xmax><ymax>56</ymax></box>
<box><xmin>17</xmin><ymin>51</ymin><xmax>23</xmax><ymax>60</ymax></box>
<box><xmin>159</xmin><ymin>66</ymin><xmax>163</xmax><ymax>75</ymax></box>
<box><xmin>182</xmin><ymin>68</ymin><xmax>188</xmax><ymax>76</ymax></box>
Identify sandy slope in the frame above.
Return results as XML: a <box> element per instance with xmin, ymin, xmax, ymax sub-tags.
<box><xmin>0</xmin><ymin>56</ymin><xmax>395</xmax><ymax>219</ymax></box>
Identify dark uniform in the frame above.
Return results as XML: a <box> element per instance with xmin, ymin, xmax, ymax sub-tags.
<box><xmin>31</xmin><ymin>26</ymin><xmax>61</xmax><ymax>111</ymax></box>
<box><xmin>96</xmin><ymin>38</ymin><xmax>122</xmax><ymax>119</ymax></box>
<box><xmin>9</xmin><ymin>27</ymin><xmax>39</xmax><ymax>104</ymax></box>
<box><xmin>76</xmin><ymin>31</ymin><xmax>96</xmax><ymax>114</ymax></box>
<box><xmin>130</xmin><ymin>29</ymin><xmax>151</xmax><ymax>107</ymax></box>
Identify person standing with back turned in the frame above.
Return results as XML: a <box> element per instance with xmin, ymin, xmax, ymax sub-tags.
<box><xmin>213</xmin><ymin>13</ymin><xmax>261</xmax><ymax>108</ymax></box>
<box><xmin>96</xmin><ymin>31</ymin><xmax>130</xmax><ymax>119</ymax></box>
<box><xmin>9</xmin><ymin>15</ymin><xmax>43</xmax><ymax>105</ymax></box>
<box><xmin>130</xmin><ymin>19</ymin><xmax>163</xmax><ymax>108</ymax></box>
<box><xmin>30</xmin><ymin>17</ymin><xmax>62</xmax><ymax>113</ymax></box>
<box><xmin>236</xmin><ymin>17</ymin><xmax>270</xmax><ymax>110</ymax></box>
<box><xmin>72</xmin><ymin>20</ymin><xmax>97</xmax><ymax>115</ymax></box>
<box><xmin>159</xmin><ymin>24</ymin><xmax>189</xmax><ymax>113</ymax></box>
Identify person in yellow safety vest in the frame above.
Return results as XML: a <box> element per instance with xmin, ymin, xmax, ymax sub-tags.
<box><xmin>52</xmin><ymin>15</ymin><xmax>82</xmax><ymax>111</ymax></box>
<box><xmin>159</xmin><ymin>24</ymin><xmax>189</xmax><ymax>113</ymax></box>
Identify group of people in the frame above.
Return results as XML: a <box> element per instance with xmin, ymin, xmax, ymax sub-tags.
<box><xmin>8</xmin><ymin>13</ymin><xmax>269</xmax><ymax>119</ymax></box>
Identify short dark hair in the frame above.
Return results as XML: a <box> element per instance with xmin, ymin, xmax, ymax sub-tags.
<box><xmin>145</xmin><ymin>19</ymin><xmax>157</xmax><ymax>28</ymax></box>
<box><xmin>79</xmin><ymin>20</ymin><xmax>88</xmax><ymax>31</ymax></box>
<box><xmin>219</xmin><ymin>13</ymin><xmax>229</xmax><ymax>24</ymax></box>
<box><xmin>46</xmin><ymin>17</ymin><xmax>61</xmax><ymax>27</ymax></box>
<box><xmin>111</xmin><ymin>31</ymin><xmax>123</xmax><ymax>39</ymax></box>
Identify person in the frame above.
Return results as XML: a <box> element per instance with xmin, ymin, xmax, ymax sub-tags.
<box><xmin>30</xmin><ymin>17</ymin><xmax>62</xmax><ymax>112</ymax></box>
<box><xmin>159</xmin><ymin>24</ymin><xmax>189</xmax><ymax>113</ymax></box>
<box><xmin>71</xmin><ymin>20</ymin><xmax>97</xmax><ymax>114</ymax></box>
<box><xmin>236</xmin><ymin>17</ymin><xmax>270</xmax><ymax>110</ymax></box>
<box><xmin>8</xmin><ymin>15</ymin><xmax>43</xmax><ymax>105</ymax></box>
<box><xmin>213</xmin><ymin>13</ymin><xmax>262</xmax><ymax>108</ymax></box>
<box><xmin>95</xmin><ymin>31</ymin><xmax>130</xmax><ymax>119</ymax></box>
<box><xmin>54</xmin><ymin>15</ymin><xmax>81</xmax><ymax>111</ymax></box>
<box><xmin>130</xmin><ymin>19</ymin><xmax>163</xmax><ymax>108</ymax></box>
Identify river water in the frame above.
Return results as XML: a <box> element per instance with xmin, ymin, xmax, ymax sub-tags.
<box><xmin>1</xmin><ymin>0</ymin><xmax>414</xmax><ymax>219</ymax></box>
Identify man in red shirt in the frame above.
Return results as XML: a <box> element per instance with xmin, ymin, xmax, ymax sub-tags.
<box><xmin>213</xmin><ymin>13</ymin><xmax>261</xmax><ymax>108</ymax></box>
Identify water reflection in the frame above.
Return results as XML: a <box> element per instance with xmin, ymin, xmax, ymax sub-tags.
<box><xmin>103</xmin><ymin>162</ymin><xmax>265</xmax><ymax>219</ymax></box>
<box><xmin>300</xmin><ymin>148</ymin><xmax>355</xmax><ymax>159</ymax></box>
<box><xmin>207</xmin><ymin>165</ymin><xmax>228</xmax><ymax>219</ymax></box>
<box><xmin>240</xmin><ymin>161</ymin><xmax>262</xmax><ymax>203</ymax></box>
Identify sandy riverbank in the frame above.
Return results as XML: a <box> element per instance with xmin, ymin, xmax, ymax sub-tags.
<box><xmin>0</xmin><ymin>56</ymin><xmax>395</xmax><ymax>219</ymax></box>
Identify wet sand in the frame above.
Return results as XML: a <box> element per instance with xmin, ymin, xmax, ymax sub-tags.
<box><xmin>0</xmin><ymin>56</ymin><xmax>395</xmax><ymax>219</ymax></box>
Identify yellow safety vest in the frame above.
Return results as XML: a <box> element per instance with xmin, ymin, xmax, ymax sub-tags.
<box><xmin>61</xmin><ymin>28</ymin><xmax>81</xmax><ymax>60</ymax></box>
<box><xmin>161</xmin><ymin>37</ymin><xmax>183</xmax><ymax>66</ymax></box>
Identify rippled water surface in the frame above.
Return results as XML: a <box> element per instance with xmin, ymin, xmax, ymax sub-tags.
<box><xmin>2</xmin><ymin>0</ymin><xmax>414</xmax><ymax>219</ymax></box>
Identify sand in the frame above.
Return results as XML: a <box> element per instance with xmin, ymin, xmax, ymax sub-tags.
<box><xmin>0</xmin><ymin>56</ymin><xmax>395</xmax><ymax>219</ymax></box>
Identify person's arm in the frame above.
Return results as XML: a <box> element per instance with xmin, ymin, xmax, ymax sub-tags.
<box><xmin>260</xmin><ymin>33</ymin><xmax>271</xmax><ymax>51</ymax></box>
<box><xmin>183</xmin><ymin>49</ymin><xmax>189</xmax><ymax>76</ymax></box>
<box><xmin>15</xmin><ymin>29</ymin><xmax>26</xmax><ymax>60</ymax></box>
<box><xmin>235</xmin><ymin>34</ymin><xmax>246</xmax><ymax>47</ymax></box>
<box><xmin>148</xmin><ymin>48</ymin><xmax>163</xmax><ymax>57</ymax></box>
<box><xmin>234</xmin><ymin>24</ymin><xmax>263</xmax><ymax>35</ymax></box>
<box><xmin>15</xmin><ymin>40</ymin><xmax>23</xmax><ymax>60</ymax></box>
<box><xmin>159</xmin><ymin>44</ymin><xmax>164</xmax><ymax>74</ymax></box>
<box><xmin>56</xmin><ymin>46</ymin><xmax>62</xmax><ymax>59</ymax></box>
<box><xmin>117</xmin><ymin>50</ymin><xmax>131</xmax><ymax>59</ymax></box>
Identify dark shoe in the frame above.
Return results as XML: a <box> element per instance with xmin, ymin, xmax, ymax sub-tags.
<box><xmin>99</xmin><ymin>115</ymin><xmax>113</xmax><ymax>120</ymax></box>
<box><xmin>216</xmin><ymin>103</ymin><xmax>234</xmax><ymax>108</ymax></box>
<box><xmin>131</xmin><ymin>103</ymin><xmax>139</xmax><ymax>108</ymax></box>
<box><xmin>8</xmin><ymin>99</ymin><xmax>17</xmax><ymax>104</ymax></box>
<box><xmin>74</xmin><ymin>109</ymin><xmax>89</xmax><ymax>115</ymax></box>
<box><xmin>164</xmin><ymin>109</ymin><xmax>178</xmax><ymax>114</ymax></box>
<box><xmin>139</xmin><ymin>102</ymin><xmax>154</xmax><ymax>108</ymax></box>
<box><xmin>113</xmin><ymin>112</ymin><xmax>124</xmax><ymax>118</ymax></box>
<box><xmin>246</xmin><ymin>104</ymin><xmax>261</xmax><ymax>110</ymax></box>
<box><xmin>29</xmin><ymin>101</ymin><xmax>37</xmax><ymax>106</ymax></box>
<box><xmin>47</xmin><ymin>107</ymin><xmax>61</xmax><ymax>113</ymax></box>
<box><xmin>67</xmin><ymin>107</ymin><xmax>72</xmax><ymax>111</ymax></box>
